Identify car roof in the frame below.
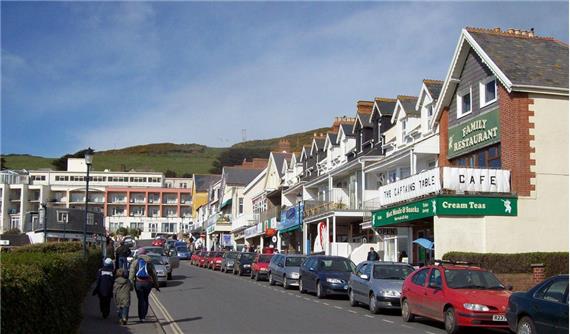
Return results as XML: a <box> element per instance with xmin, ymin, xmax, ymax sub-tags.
<box><xmin>431</xmin><ymin>264</ymin><xmax>485</xmax><ymax>270</ymax></box>
<box><xmin>283</xmin><ymin>254</ymin><xmax>306</xmax><ymax>258</ymax></box>
<box><xmin>310</xmin><ymin>255</ymin><xmax>348</xmax><ymax>260</ymax></box>
<box><xmin>364</xmin><ymin>261</ymin><xmax>413</xmax><ymax>266</ymax></box>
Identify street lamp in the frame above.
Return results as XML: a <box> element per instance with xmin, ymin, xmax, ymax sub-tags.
<box><xmin>83</xmin><ymin>147</ymin><xmax>94</xmax><ymax>258</ymax></box>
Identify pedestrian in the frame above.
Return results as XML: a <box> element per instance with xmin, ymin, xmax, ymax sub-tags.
<box><xmin>113</xmin><ymin>268</ymin><xmax>133</xmax><ymax>325</ymax></box>
<box><xmin>129</xmin><ymin>248</ymin><xmax>160</xmax><ymax>322</ymax></box>
<box><xmin>367</xmin><ymin>247</ymin><xmax>380</xmax><ymax>261</ymax></box>
<box><xmin>115</xmin><ymin>240</ymin><xmax>131</xmax><ymax>272</ymax></box>
<box><xmin>92</xmin><ymin>258</ymin><xmax>115</xmax><ymax>319</ymax></box>
<box><xmin>105</xmin><ymin>237</ymin><xmax>115</xmax><ymax>261</ymax></box>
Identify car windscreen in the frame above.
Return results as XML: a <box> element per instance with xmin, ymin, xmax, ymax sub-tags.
<box><xmin>444</xmin><ymin>269</ymin><xmax>505</xmax><ymax>289</ymax></box>
<box><xmin>145</xmin><ymin>247</ymin><xmax>165</xmax><ymax>255</ymax></box>
<box><xmin>285</xmin><ymin>257</ymin><xmax>305</xmax><ymax>267</ymax></box>
<box><xmin>176</xmin><ymin>246</ymin><xmax>188</xmax><ymax>252</ymax></box>
<box><xmin>240</xmin><ymin>253</ymin><xmax>254</xmax><ymax>261</ymax></box>
<box><xmin>373</xmin><ymin>265</ymin><xmax>414</xmax><ymax>280</ymax></box>
<box><xmin>258</xmin><ymin>255</ymin><xmax>272</xmax><ymax>263</ymax></box>
<box><xmin>213</xmin><ymin>252</ymin><xmax>223</xmax><ymax>257</ymax></box>
<box><xmin>318</xmin><ymin>259</ymin><xmax>355</xmax><ymax>272</ymax></box>
<box><xmin>148</xmin><ymin>255</ymin><xmax>164</xmax><ymax>265</ymax></box>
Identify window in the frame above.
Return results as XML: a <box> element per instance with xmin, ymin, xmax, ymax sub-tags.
<box><xmin>429</xmin><ymin>269</ymin><xmax>442</xmax><ymax>289</ymax></box>
<box><xmin>57</xmin><ymin>211</ymin><xmax>68</xmax><ymax>223</ymax></box>
<box><xmin>535</xmin><ymin>279</ymin><xmax>569</xmax><ymax>303</ymax></box>
<box><xmin>130</xmin><ymin>222</ymin><xmax>144</xmax><ymax>231</ymax></box>
<box><xmin>86</xmin><ymin>213</ymin><xmax>94</xmax><ymax>225</ymax></box>
<box><xmin>411</xmin><ymin>268</ymin><xmax>429</xmax><ymax>286</ymax></box>
<box><xmin>480</xmin><ymin>77</ymin><xmax>497</xmax><ymax>107</ymax></box>
<box><xmin>238</xmin><ymin>198</ymin><xmax>244</xmax><ymax>215</ymax></box>
<box><xmin>457</xmin><ymin>88</ymin><xmax>472</xmax><ymax>118</ymax></box>
<box><xmin>451</xmin><ymin>144</ymin><xmax>501</xmax><ymax>169</ymax></box>
<box><xmin>10</xmin><ymin>216</ymin><xmax>20</xmax><ymax>230</ymax></box>
<box><xmin>388</xmin><ymin>170</ymin><xmax>397</xmax><ymax>183</ymax></box>
<box><xmin>400</xmin><ymin>167</ymin><xmax>411</xmax><ymax>179</ymax></box>
<box><xmin>401</xmin><ymin>118</ymin><xmax>407</xmax><ymax>143</ymax></box>
<box><xmin>149</xmin><ymin>223</ymin><xmax>158</xmax><ymax>233</ymax></box>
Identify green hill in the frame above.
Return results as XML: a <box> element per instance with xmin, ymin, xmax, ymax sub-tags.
<box><xmin>1</xmin><ymin>127</ymin><xmax>329</xmax><ymax>175</ymax></box>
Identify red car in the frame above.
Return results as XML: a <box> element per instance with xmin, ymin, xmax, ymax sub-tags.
<box><xmin>199</xmin><ymin>251</ymin><xmax>211</xmax><ymax>268</ymax></box>
<box><xmin>152</xmin><ymin>237</ymin><xmax>166</xmax><ymax>247</ymax></box>
<box><xmin>401</xmin><ymin>262</ymin><xmax>512</xmax><ymax>334</ymax></box>
<box><xmin>250</xmin><ymin>254</ymin><xmax>273</xmax><ymax>281</ymax></box>
<box><xmin>208</xmin><ymin>252</ymin><xmax>224</xmax><ymax>270</ymax></box>
<box><xmin>191</xmin><ymin>250</ymin><xmax>203</xmax><ymax>265</ymax></box>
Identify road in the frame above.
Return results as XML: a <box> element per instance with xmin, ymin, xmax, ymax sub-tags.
<box><xmin>149</xmin><ymin>261</ymin><xmax>511</xmax><ymax>334</ymax></box>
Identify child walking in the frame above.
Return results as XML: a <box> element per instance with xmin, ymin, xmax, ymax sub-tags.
<box><xmin>113</xmin><ymin>268</ymin><xmax>133</xmax><ymax>325</ymax></box>
<box><xmin>92</xmin><ymin>258</ymin><xmax>115</xmax><ymax>319</ymax></box>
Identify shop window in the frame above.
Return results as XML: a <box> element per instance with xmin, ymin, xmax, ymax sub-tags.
<box><xmin>480</xmin><ymin>77</ymin><xmax>497</xmax><ymax>107</ymax></box>
<box><xmin>452</xmin><ymin>144</ymin><xmax>501</xmax><ymax>169</ymax></box>
<box><xmin>457</xmin><ymin>88</ymin><xmax>472</xmax><ymax>118</ymax></box>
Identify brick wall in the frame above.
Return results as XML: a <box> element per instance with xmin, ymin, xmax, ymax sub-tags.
<box><xmin>495</xmin><ymin>273</ymin><xmax>534</xmax><ymax>292</ymax></box>
<box><xmin>498</xmin><ymin>85</ymin><xmax>535</xmax><ymax>196</ymax></box>
<box><xmin>438</xmin><ymin>107</ymin><xmax>451</xmax><ymax>166</ymax></box>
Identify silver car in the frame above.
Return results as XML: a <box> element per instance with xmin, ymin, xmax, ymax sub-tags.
<box><xmin>146</xmin><ymin>253</ymin><xmax>169</xmax><ymax>287</ymax></box>
<box><xmin>268</xmin><ymin>254</ymin><xmax>306</xmax><ymax>289</ymax></box>
<box><xmin>348</xmin><ymin>261</ymin><xmax>414</xmax><ymax>314</ymax></box>
<box><xmin>221</xmin><ymin>252</ymin><xmax>239</xmax><ymax>273</ymax></box>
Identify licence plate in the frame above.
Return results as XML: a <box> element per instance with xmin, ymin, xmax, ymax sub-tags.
<box><xmin>492</xmin><ymin>315</ymin><xmax>507</xmax><ymax>322</ymax></box>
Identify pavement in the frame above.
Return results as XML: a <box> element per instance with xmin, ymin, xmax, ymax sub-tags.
<box><xmin>80</xmin><ymin>282</ymin><xmax>164</xmax><ymax>334</ymax></box>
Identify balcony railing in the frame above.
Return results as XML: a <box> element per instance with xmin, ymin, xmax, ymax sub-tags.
<box><xmin>303</xmin><ymin>188</ymin><xmax>381</xmax><ymax>219</ymax></box>
<box><xmin>232</xmin><ymin>213</ymin><xmax>259</xmax><ymax>230</ymax></box>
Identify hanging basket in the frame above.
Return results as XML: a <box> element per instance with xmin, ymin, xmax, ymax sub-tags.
<box><xmin>265</xmin><ymin>228</ymin><xmax>277</xmax><ymax>237</ymax></box>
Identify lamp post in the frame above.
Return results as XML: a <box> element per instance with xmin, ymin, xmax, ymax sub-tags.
<box><xmin>40</xmin><ymin>203</ymin><xmax>47</xmax><ymax>243</ymax></box>
<box><xmin>83</xmin><ymin>147</ymin><xmax>94</xmax><ymax>258</ymax></box>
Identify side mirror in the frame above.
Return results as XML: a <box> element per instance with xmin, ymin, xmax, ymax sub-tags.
<box><xmin>359</xmin><ymin>274</ymin><xmax>369</xmax><ymax>280</ymax></box>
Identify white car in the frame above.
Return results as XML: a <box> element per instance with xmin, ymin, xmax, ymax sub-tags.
<box><xmin>147</xmin><ymin>253</ymin><xmax>169</xmax><ymax>286</ymax></box>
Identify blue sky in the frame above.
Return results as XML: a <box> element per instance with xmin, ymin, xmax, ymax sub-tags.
<box><xmin>2</xmin><ymin>1</ymin><xmax>568</xmax><ymax>157</ymax></box>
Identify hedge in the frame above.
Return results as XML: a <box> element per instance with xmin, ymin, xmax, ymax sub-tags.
<box><xmin>1</xmin><ymin>242</ymin><xmax>101</xmax><ymax>334</ymax></box>
<box><xmin>442</xmin><ymin>252</ymin><xmax>569</xmax><ymax>278</ymax></box>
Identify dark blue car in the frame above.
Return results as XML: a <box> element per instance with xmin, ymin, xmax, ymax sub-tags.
<box><xmin>176</xmin><ymin>245</ymin><xmax>191</xmax><ymax>260</ymax></box>
<box><xmin>506</xmin><ymin>274</ymin><xmax>568</xmax><ymax>334</ymax></box>
<box><xmin>298</xmin><ymin>255</ymin><xmax>356</xmax><ymax>299</ymax></box>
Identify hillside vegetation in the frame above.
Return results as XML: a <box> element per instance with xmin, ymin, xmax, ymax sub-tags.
<box><xmin>1</xmin><ymin>127</ymin><xmax>330</xmax><ymax>175</ymax></box>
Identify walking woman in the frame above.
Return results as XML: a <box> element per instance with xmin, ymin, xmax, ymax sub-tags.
<box><xmin>128</xmin><ymin>248</ymin><xmax>160</xmax><ymax>322</ymax></box>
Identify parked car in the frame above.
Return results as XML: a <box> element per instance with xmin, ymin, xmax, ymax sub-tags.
<box><xmin>147</xmin><ymin>253</ymin><xmax>169</xmax><ymax>287</ymax></box>
<box><xmin>132</xmin><ymin>246</ymin><xmax>180</xmax><ymax>279</ymax></box>
<box><xmin>298</xmin><ymin>255</ymin><xmax>356</xmax><ymax>299</ymax></box>
<box><xmin>506</xmin><ymin>274</ymin><xmax>568</xmax><ymax>334</ymax></box>
<box><xmin>250</xmin><ymin>254</ymin><xmax>274</xmax><ymax>281</ymax></box>
<box><xmin>176</xmin><ymin>245</ymin><xmax>191</xmax><ymax>260</ymax></box>
<box><xmin>221</xmin><ymin>252</ymin><xmax>240</xmax><ymax>273</ymax></box>
<box><xmin>199</xmin><ymin>251</ymin><xmax>211</xmax><ymax>267</ymax></box>
<box><xmin>165</xmin><ymin>239</ymin><xmax>177</xmax><ymax>251</ymax></box>
<box><xmin>152</xmin><ymin>237</ymin><xmax>166</xmax><ymax>247</ymax></box>
<box><xmin>208</xmin><ymin>252</ymin><xmax>224</xmax><ymax>270</ymax></box>
<box><xmin>268</xmin><ymin>254</ymin><xmax>306</xmax><ymax>289</ymax></box>
<box><xmin>401</xmin><ymin>262</ymin><xmax>512</xmax><ymax>334</ymax></box>
<box><xmin>233</xmin><ymin>252</ymin><xmax>255</xmax><ymax>276</ymax></box>
<box><xmin>349</xmin><ymin>261</ymin><xmax>414</xmax><ymax>313</ymax></box>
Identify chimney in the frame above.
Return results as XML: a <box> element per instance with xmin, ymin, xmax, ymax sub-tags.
<box><xmin>278</xmin><ymin>139</ymin><xmax>290</xmax><ymax>153</ymax></box>
<box><xmin>493</xmin><ymin>27</ymin><xmax>501</xmax><ymax>33</ymax></box>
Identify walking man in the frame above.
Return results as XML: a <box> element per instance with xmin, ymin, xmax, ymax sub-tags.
<box><xmin>367</xmin><ymin>247</ymin><xmax>380</xmax><ymax>261</ymax></box>
<box><xmin>115</xmin><ymin>240</ymin><xmax>131</xmax><ymax>272</ymax></box>
<box><xmin>129</xmin><ymin>248</ymin><xmax>160</xmax><ymax>322</ymax></box>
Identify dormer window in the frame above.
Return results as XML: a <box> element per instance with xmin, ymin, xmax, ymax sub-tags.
<box><xmin>401</xmin><ymin>118</ymin><xmax>407</xmax><ymax>142</ymax></box>
<box><xmin>480</xmin><ymin>77</ymin><xmax>497</xmax><ymax>107</ymax></box>
<box><xmin>457</xmin><ymin>87</ymin><xmax>472</xmax><ymax>118</ymax></box>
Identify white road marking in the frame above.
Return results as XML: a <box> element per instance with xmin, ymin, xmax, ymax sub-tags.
<box><xmin>296</xmin><ymin>295</ymin><xmax>301</xmax><ymax>298</ymax></box>
<box><xmin>401</xmin><ymin>324</ymin><xmax>413</xmax><ymax>329</ymax></box>
<box><xmin>348</xmin><ymin>310</ymin><xmax>358</xmax><ymax>314</ymax></box>
<box><xmin>334</xmin><ymin>306</ymin><xmax>343</xmax><ymax>310</ymax></box>
<box><xmin>303</xmin><ymin>297</ymin><xmax>311</xmax><ymax>301</ymax></box>
<box><xmin>287</xmin><ymin>293</ymin><xmax>294</xmax><ymax>296</ymax></box>
<box><xmin>382</xmin><ymin>319</ymin><xmax>394</xmax><ymax>324</ymax></box>
<box><xmin>364</xmin><ymin>314</ymin><xmax>375</xmax><ymax>318</ymax></box>
<box><xmin>150</xmin><ymin>292</ymin><xmax>184</xmax><ymax>334</ymax></box>
<box><xmin>312</xmin><ymin>300</ymin><xmax>319</xmax><ymax>303</ymax></box>
<box><xmin>323</xmin><ymin>302</ymin><xmax>330</xmax><ymax>306</ymax></box>
<box><xmin>425</xmin><ymin>331</ymin><xmax>437</xmax><ymax>334</ymax></box>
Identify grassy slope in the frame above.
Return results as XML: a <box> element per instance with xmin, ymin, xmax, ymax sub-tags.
<box><xmin>1</xmin><ymin>127</ymin><xmax>331</xmax><ymax>174</ymax></box>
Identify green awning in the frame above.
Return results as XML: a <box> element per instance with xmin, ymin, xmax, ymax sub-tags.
<box><xmin>220</xmin><ymin>198</ymin><xmax>232</xmax><ymax>209</ymax></box>
<box><xmin>279</xmin><ymin>224</ymin><xmax>302</xmax><ymax>234</ymax></box>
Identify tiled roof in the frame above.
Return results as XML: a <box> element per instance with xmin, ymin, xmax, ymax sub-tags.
<box><xmin>272</xmin><ymin>152</ymin><xmax>293</xmax><ymax>178</ymax></box>
<box><xmin>397</xmin><ymin>95</ymin><xmax>419</xmax><ymax>117</ymax></box>
<box><xmin>194</xmin><ymin>174</ymin><xmax>221</xmax><ymax>192</ymax></box>
<box><xmin>327</xmin><ymin>133</ymin><xmax>338</xmax><ymax>145</ymax></box>
<box><xmin>340</xmin><ymin>123</ymin><xmax>355</xmax><ymax>137</ymax></box>
<box><xmin>357</xmin><ymin>111</ymin><xmax>373</xmax><ymax>128</ymax></box>
<box><xmin>423</xmin><ymin>80</ymin><xmax>444</xmax><ymax>101</ymax></box>
<box><xmin>467</xmin><ymin>28</ymin><xmax>568</xmax><ymax>89</ymax></box>
<box><xmin>313</xmin><ymin>137</ymin><xmax>326</xmax><ymax>150</ymax></box>
<box><xmin>224</xmin><ymin>167</ymin><xmax>265</xmax><ymax>186</ymax></box>
<box><xmin>374</xmin><ymin>97</ymin><xmax>397</xmax><ymax>116</ymax></box>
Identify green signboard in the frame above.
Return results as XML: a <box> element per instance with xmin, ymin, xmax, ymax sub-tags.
<box><xmin>448</xmin><ymin>108</ymin><xmax>500</xmax><ymax>159</ymax></box>
<box><xmin>372</xmin><ymin>195</ymin><xmax>517</xmax><ymax>227</ymax></box>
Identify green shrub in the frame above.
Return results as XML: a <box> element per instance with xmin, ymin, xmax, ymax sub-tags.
<box><xmin>442</xmin><ymin>252</ymin><xmax>569</xmax><ymax>278</ymax></box>
<box><xmin>12</xmin><ymin>241</ymin><xmax>83</xmax><ymax>253</ymax></box>
<box><xmin>1</xmin><ymin>245</ymin><xmax>101</xmax><ymax>334</ymax></box>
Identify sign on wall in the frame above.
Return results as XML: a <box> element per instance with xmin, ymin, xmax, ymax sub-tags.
<box><xmin>443</xmin><ymin>167</ymin><xmax>510</xmax><ymax>193</ymax></box>
<box><xmin>372</xmin><ymin>195</ymin><xmax>517</xmax><ymax>227</ymax></box>
<box><xmin>278</xmin><ymin>203</ymin><xmax>304</xmax><ymax>231</ymax></box>
<box><xmin>379</xmin><ymin>168</ymin><xmax>441</xmax><ymax>206</ymax></box>
<box><xmin>448</xmin><ymin>108</ymin><xmax>500</xmax><ymax>159</ymax></box>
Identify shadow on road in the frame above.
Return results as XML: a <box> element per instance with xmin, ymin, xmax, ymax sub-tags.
<box><xmin>160</xmin><ymin>316</ymin><xmax>203</xmax><ymax>326</ymax></box>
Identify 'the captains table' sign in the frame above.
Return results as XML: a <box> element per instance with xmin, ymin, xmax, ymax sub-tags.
<box><xmin>443</xmin><ymin>167</ymin><xmax>510</xmax><ymax>193</ymax></box>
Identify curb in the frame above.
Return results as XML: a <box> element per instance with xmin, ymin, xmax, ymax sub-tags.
<box><xmin>149</xmin><ymin>294</ymin><xmax>168</xmax><ymax>334</ymax></box>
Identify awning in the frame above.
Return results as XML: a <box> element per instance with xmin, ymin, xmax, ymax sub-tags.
<box><xmin>413</xmin><ymin>238</ymin><xmax>434</xmax><ymax>250</ymax></box>
<box><xmin>220</xmin><ymin>198</ymin><xmax>232</xmax><ymax>209</ymax></box>
<box><xmin>279</xmin><ymin>224</ymin><xmax>302</xmax><ymax>234</ymax></box>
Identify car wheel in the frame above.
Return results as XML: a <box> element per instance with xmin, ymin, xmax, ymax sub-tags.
<box><xmin>349</xmin><ymin>289</ymin><xmax>358</xmax><ymax>307</ymax></box>
<box><xmin>299</xmin><ymin>278</ymin><xmax>306</xmax><ymax>293</ymax></box>
<box><xmin>517</xmin><ymin>316</ymin><xmax>536</xmax><ymax>334</ymax></box>
<box><xmin>369</xmin><ymin>293</ymin><xmax>379</xmax><ymax>314</ymax></box>
<box><xmin>269</xmin><ymin>273</ymin><xmax>275</xmax><ymax>286</ymax></box>
<box><xmin>282</xmin><ymin>276</ymin><xmax>288</xmax><ymax>289</ymax></box>
<box><xmin>167</xmin><ymin>272</ymin><xmax>172</xmax><ymax>280</ymax></box>
<box><xmin>316</xmin><ymin>281</ymin><xmax>325</xmax><ymax>299</ymax></box>
<box><xmin>444</xmin><ymin>307</ymin><xmax>459</xmax><ymax>334</ymax></box>
<box><xmin>401</xmin><ymin>299</ymin><xmax>415</xmax><ymax>322</ymax></box>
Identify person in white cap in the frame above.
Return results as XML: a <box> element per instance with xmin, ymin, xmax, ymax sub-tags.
<box><xmin>92</xmin><ymin>258</ymin><xmax>115</xmax><ymax>318</ymax></box>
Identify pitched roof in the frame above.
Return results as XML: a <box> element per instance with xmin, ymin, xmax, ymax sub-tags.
<box><xmin>271</xmin><ymin>152</ymin><xmax>293</xmax><ymax>178</ymax></box>
<box><xmin>423</xmin><ymin>80</ymin><xmax>444</xmax><ymax>101</ymax></box>
<box><xmin>339</xmin><ymin>123</ymin><xmax>355</xmax><ymax>137</ymax></box>
<box><xmin>398</xmin><ymin>95</ymin><xmax>420</xmax><ymax>117</ymax></box>
<box><xmin>223</xmin><ymin>167</ymin><xmax>265</xmax><ymax>186</ymax></box>
<box><xmin>372</xmin><ymin>97</ymin><xmax>397</xmax><ymax>120</ymax></box>
<box><xmin>327</xmin><ymin>133</ymin><xmax>338</xmax><ymax>145</ymax></box>
<box><xmin>314</xmin><ymin>137</ymin><xmax>326</xmax><ymax>150</ymax></box>
<box><xmin>356</xmin><ymin>111</ymin><xmax>373</xmax><ymax>128</ymax></box>
<box><xmin>467</xmin><ymin>27</ymin><xmax>568</xmax><ymax>89</ymax></box>
<box><xmin>193</xmin><ymin>174</ymin><xmax>221</xmax><ymax>192</ymax></box>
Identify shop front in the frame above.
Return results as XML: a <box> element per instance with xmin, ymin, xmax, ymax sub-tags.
<box><xmin>278</xmin><ymin>204</ymin><xmax>303</xmax><ymax>254</ymax></box>
<box><xmin>372</xmin><ymin>195</ymin><xmax>518</xmax><ymax>264</ymax></box>
<box><xmin>244</xmin><ymin>223</ymin><xmax>263</xmax><ymax>251</ymax></box>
